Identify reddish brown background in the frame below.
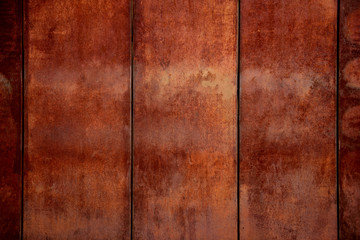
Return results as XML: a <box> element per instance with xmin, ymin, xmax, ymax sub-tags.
<box><xmin>1</xmin><ymin>0</ymin><xmax>360</xmax><ymax>239</ymax></box>
<box><xmin>133</xmin><ymin>0</ymin><xmax>237</xmax><ymax>239</ymax></box>
<box><xmin>240</xmin><ymin>0</ymin><xmax>337</xmax><ymax>239</ymax></box>
<box><xmin>339</xmin><ymin>0</ymin><xmax>360</xmax><ymax>239</ymax></box>
<box><xmin>0</xmin><ymin>0</ymin><xmax>22</xmax><ymax>239</ymax></box>
<box><xmin>23</xmin><ymin>0</ymin><xmax>131</xmax><ymax>239</ymax></box>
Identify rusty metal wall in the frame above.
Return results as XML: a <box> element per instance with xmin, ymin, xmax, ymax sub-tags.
<box><xmin>23</xmin><ymin>0</ymin><xmax>131</xmax><ymax>239</ymax></box>
<box><xmin>0</xmin><ymin>0</ymin><xmax>22</xmax><ymax>239</ymax></box>
<box><xmin>132</xmin><ymin>0</ymin><xmax>238</xmax><ymax>239</ymax></box>
<box><xmin>339</xmin><ymin>0</ymin><xmax>360</xmax><ymax>239</ymax></box>
<box><xmin>239</xmin><ymin>0</ymin><xmax>338</xmax><ymax>239</ymax></box>
<box><xmin>2</xmin><ymin>0</ymin><xmax>360</xmax><ymax>239</ymax></box>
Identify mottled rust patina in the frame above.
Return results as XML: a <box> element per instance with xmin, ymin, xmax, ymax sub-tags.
<box><xmin>133</xmin><ymin>0</ymin><xmax>238</xmax><ymax>239</ymax></box>
<box><xmin>240</xmin><ymin>0</ymin><xmax>337</xmax><ymax>239</ymax></box>
<box><xmin>24</xmin><ymin>0</ymin><xmax>131</xmax><ymax>239</ymax></box>
<box><xmin>0</xmin><ymin>0</ymin><xmax>22</xmax><ymax>239</ymax></box>
<box><xmin>2</xmin><ymin>1</ymin><xmax>355</xmax><ymax>239</ymax></box>
<box><xmin>339</xmin><ymin>0</ymin><xmax>360</xmax><ymax>238</ymax></box>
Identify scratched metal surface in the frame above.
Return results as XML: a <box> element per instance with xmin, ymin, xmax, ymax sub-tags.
<box><xmin>133</xmin><ymin>0</ymin><xmax>238</xmax><ymax>239</ymax></box>
<box><xmin>339</xmin><ymin>0</ymin><xmax>360</xmax><ymax>238</ymax></box>
<box><xmin>23</xmin><ymin>0</ymin><xmax>131</xmax><ymax>239</ymax></box>
<box><xmin>0</xmin><ymin>0</ymin><xmax>22</xmax><ymax>239</ymax></box>
<box><xmin>239</xmin><ymin>0</ymin><xmax>337</xmax><ymax>239</ymax></box>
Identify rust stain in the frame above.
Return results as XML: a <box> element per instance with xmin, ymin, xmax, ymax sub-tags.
<box><xmin>340</xmin><ymin>0</ymin><xmax>360</xmax><ymax>239</ymax></box>
<box><xmin>343</xmin><ymin>58</ymin><xmax>360</xmax><ymax>89</ymax></box>
<box><xmin>0</xmin><ymin>0</ymin><xmax>22</xmax><ymax>239</ymax></box>
<box><xmin>133</xmin><ymin>0</ymin><xmax>237</xmax><ymax>239</ymax></box>
<box><xmin>240</xmin><ymin>0</ymin><xmax>337</xmax><ymax>239</ymax></box>
<box><xmin>24</xmin><ymin>0</ymin><xmax>131</xmax><ymax>239</ymax></box>
<box><xmin>344</xmin><ymin>7</ymin><xmax>360</xmax><ymax>44</ymax></box>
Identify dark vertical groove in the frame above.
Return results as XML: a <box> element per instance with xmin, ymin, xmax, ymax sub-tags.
<box><xmin>237</xmin><ymin>0</ymin><xmax>240</xmax><ymax>240</ymax></box>
<box><xmin>20</xmin><ymin>0</ymin><xmax>25</xmax><ymax>238</ymax></box>
<box><xmin>336</xmin><ymin>0</ymin><xmax>340</xmax><ymax>239</ymax></box>
<box><xmin>130</xmin><ymin>0</ymin><xmax>134</xmax><ymax>239</ymax></box>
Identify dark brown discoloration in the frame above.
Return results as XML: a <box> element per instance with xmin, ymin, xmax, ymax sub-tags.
<box><xmin>133</xmin><ymin>0</ymin><xmax>237</xmax><ymax>239</ymax></box>
<box><xmin>240</xmin><ymin>0</ymin><xmax>337</xmax><ymax>239</ymax></box>
<box><xmin>0</xmin><ymin>0</ymin><xmax>22</xmax><ymax>239</ymax></box>
<box><xmin>339</xmin><ymin>1</ymin><xmax>360</xmax><ymax>238</ymax></box>
<box><xmin>344</xmin><ymin>6</ymin><xmax>360</xmax><ymax>45</ymax></box>
<box><xmin>24</xmin><ymin>0</ymin><xmax>130</xmax><ymax>239</ymax></box>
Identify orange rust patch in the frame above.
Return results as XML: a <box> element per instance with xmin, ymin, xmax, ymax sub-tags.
<box><xmin>133</xmin><ymin>0</ymin><xmax>237</xmax><ymax>239</ymax></box>
<box><xmin>240</xmin><ymin>0</ymin><xmax>337</xmax><ymax>239</ymax></box>
<box><xmin>24</xmin><ymin>0</ymin><xmax>131</xmax><ymax>239</ymax></box>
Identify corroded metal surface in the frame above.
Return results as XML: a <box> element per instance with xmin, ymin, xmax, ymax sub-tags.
<box><xmin>239</xmin><ymin>0</ymin><xmax>337</xmax><ymax>239</ymax></box>
<box><xmin>23</xmin><ymin>0</ymin><xmax>131</xmax><ymax>239</ymax></box>
<box><xmin>0</xmin><ymin>0</ymin><xmax>22</xmax><ymax>239</ymax></box>
<box><xmin>133</xmin><ymin>0</ymin><xmax>238</xmax><ymax>239</ymax></box>
<box><xmin>339</xmin><ymin>0</ymin><xmax>360</xmax><ymax>238</ymax></box>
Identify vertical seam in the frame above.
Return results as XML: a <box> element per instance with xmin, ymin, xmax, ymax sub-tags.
<box><xmin>336</xmin><ymin>0</ymin><xmax>340</xmax><ymax>239</ymax></box>
<box><xmin>130</xmin><ymin>0</ymin><xmax>134</xmax><ymax>239</ymax></box>
<box><xmin>20</xmin><ymin>0</ymin><xmax>25</xmax><ymax>238</ymax></box>
<box><xmin>237</xmin><ymin>0</ymin><xmax>241</xmax><ymax>239</ymax></box>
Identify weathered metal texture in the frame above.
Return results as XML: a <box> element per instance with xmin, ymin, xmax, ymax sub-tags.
<box><xmin>240</xmin><ymin>0</ymin><xmax>337</xmax><ymax>239</ymax></box>
<box><xmin>133</xmin><ymin>0</ymin><xmax>237</xmax><ymax>239</ymax></box>
<box><xmin>0</xmin><ymin>0</ymin><xmax>22</xmax><ymax>239</ymax></box>
<box><xmin>23</xmin><ymin>0</ymin><xmax>130</xmax><ymax>239</ymax></box>
<box><xmin>339</xmin><ymin>0</ymin><xmax>360</xmax><ymax>238</ymax></box>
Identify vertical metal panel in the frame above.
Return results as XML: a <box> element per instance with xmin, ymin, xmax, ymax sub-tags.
<box><xmin>24</xmin><ymin>0</ymin><xmax>130</xmax><ymax>239</ymax></box>
<box><xmin>339</xmin><ymin>0</ymin><xmax>360</xmax><ymax>238</ymax></box>
<box><xmin>133</xmin><ymin>0</ymin><xmax>238</xmax><ymax>239</ymax></box>
<box><xmin>0</xmin><ymin>0</ymin><xmax>22</xmax><ymax>239</ymax></box>
<box><xmin>239</xmin><ymin>0</ymin><xmax>337</xmax><ymax>239</ymax></box>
